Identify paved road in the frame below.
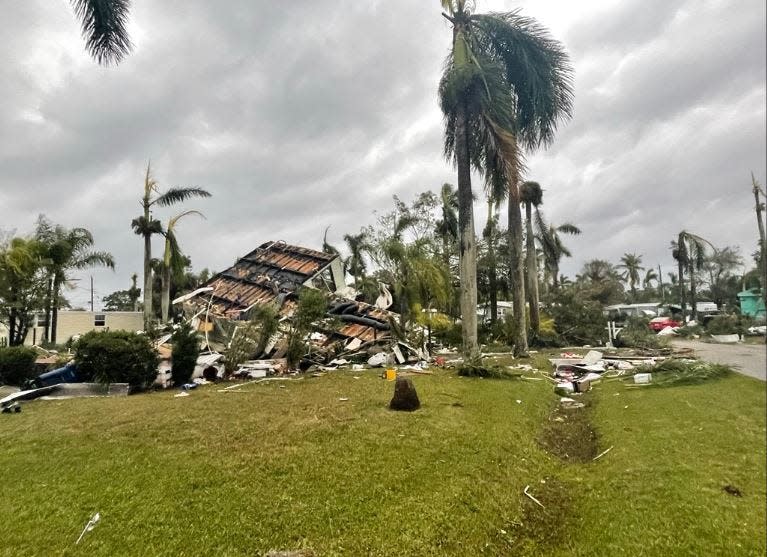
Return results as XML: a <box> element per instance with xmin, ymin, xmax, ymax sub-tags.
<box><xmin>671</xmin><ymin>339</ymin><xmax>766</xmax><ymax>381</ymax></box>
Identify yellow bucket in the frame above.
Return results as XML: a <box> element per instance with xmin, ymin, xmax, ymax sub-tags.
<box><xmin>385</xmin><ymin>368</ymin><xmax>397</xmax><ymax>381</ymax></box>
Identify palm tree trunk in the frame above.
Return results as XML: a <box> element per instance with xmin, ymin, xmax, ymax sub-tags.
<box><xmin>507</xmin><ymin>140</ymin><xmax>528</xmax><ymax>356</ymax></box>
<box><xmin>50</xmin><ymin>276</ymin><xmax>61</xmax><ymax>344</ymax></box>
<box><xmin>455</xmin><ymin>105</ymin><xmax>479</xmax><ymax>358</ymax></box>
<box><xmin>525</xmin><ymin>202</ymin><xmax>540</xmax><ymax>334</ymax></box>
<box><xmin>43</xmin><ymin>276</ymin><xmax>53</xmax><ymax>343</ymax></box>
<box><xmin>689</xmin><ymin>259</ymin><xmax>698</xmax><ymax>321</ymax></box>
<box><xmin>678</xmin><ymin>234</ymin><xmax>687</xmax><ymax>322</ymax></box>
<box><xmin>143</xmin><ymin>233</ymin><xmax>153</xmax><ymax>326</ymax></box>
<box><xmin>486</xmin><ymin>205</ymin><xmax>498</xmax><ymax>325</ymax></box>
<box><xmin>161</xmin><ymin>264</ymin><xmax>171</xmax><ymax>323</ymax></box>
<box><xmin>9</xmin><ymin>306</ymin><xmax>17</xmax><ymax>346</ymax></box>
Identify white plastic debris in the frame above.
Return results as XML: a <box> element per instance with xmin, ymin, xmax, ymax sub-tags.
<box><xmin>581</xmin><ymin>350</ymin><xmax>603</xmax><ymax>365</ymax></box>
<box><xmin>633</xmin><ymin>373</ymin><xmax>652</xmax><ymax>384</ymax></box>
<box><xmin>367</xmin><ymin>352</ymin><xmax>391</xmax><ymax>367</ymax></box>
<box><xmin>76</xmin><ymin>512</ymin><xmax>100</xmax><ymax>544</ymax></box>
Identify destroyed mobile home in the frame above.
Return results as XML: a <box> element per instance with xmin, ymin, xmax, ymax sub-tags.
<box><xmin>175</xmin><ymin>241</ymin><xmax>426</xmax><ymax>377</ymax></box>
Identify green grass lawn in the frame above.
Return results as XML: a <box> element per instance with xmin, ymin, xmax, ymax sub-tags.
<box><xmin>0</xmin><ymin>363</ymin><xmax>764</xmax><ymax>556</ymax></box>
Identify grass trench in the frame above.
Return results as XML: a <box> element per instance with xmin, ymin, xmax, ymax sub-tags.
<box><xmin>0</xmin><ymin>364</ymin><xmax>764</xmax><ymax>556</ymax></box>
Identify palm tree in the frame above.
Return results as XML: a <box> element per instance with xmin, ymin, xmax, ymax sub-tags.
<box><xmin>131</xmin><ymin>163</ymin><xmax>211</xmax><ymax>327</ymax></box>
<box><xmin>36</xmin><ymin>223</ymin><xmax>114</xmax><ymax>343</ymax></box>
<box><xmin>672</xmin><ymin>231</ymin><xmax>714</xmax><ymax>321</ymax></box>
<box><xmin>520</xmin><ymin>181</ymin><xmax>543</xmax><ymax>333</ymax></box>
<box><xmin>343</xmin><ymin>232</ymin><xmax>369</xmax><ymax>290</ymax></box>
<box><xmin>642</xmin><ymin>267</ymin><xmax>659</xmax><ymax>298</ymax></box>
<box><xmin>617</xmin><ymin>253</ymin><xmax>645</xmax><ymax>301</ymax></box>
<box><xmin>439</xmin><ymin>1</ymin><xmax>573</xmax><ymax>357</ymax></box>
<box><xmin>160</xmin><ymin>211</ymin><xmax>204</xmax><ymax>323</ymax></box>
<box><xmin>70</xmin><ymin>0</ymin><xmax>132</xmax><ymax>65</ymax></box>
<box><xmin>535</xmin><ymin>209</ymin><xmax>581</xmax><ymax>290</ymax></box>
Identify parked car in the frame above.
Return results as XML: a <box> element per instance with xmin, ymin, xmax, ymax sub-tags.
<box><xmin>649</xmin><ymin>316</ymin><xmax>681</xmax><ymax>332</ymax></box>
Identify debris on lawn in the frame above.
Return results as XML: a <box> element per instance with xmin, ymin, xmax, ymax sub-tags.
<box><xmin>1</xmin><ymin>383</ymin><xmax>128</xmax><ymax>410</ymax></box>
<box><xmin>75</xmin><ymin>512</ymin><xmax>101</xmax><ymax>545</ymax></box>
<box><xmin>633</xmin><ymin>359</ymin><xmax>732</xmax><ymax>387</ymax></box>
<box><xmin>592</xmin><ymin>445</ymin><xmax>614</xmax><ymax>461</ymax></box>
<box><xmin>523</xmin><ymin>485</ymin><xmax>545</xmax><ymax>508</ymax></box>
<box><xmin>389</xmin><ymin>376</ymin><xmax>420</xmax><ymax>411</ymax></box>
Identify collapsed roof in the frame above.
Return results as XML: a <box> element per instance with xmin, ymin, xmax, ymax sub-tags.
<box><xmin>180</xmin><ymin>240</ymin><xmax>397</xmax><ymax>346</ymax></box>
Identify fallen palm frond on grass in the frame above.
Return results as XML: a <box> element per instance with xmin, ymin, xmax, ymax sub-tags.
<box><xmin>635</xmin><ymin>359</ymin><xmax>732</xmax><ymax>387</ymax></box>
<box><xmin>457</xmin><ymin>360</ymin><xmax>521</xmax><ymax>379</ymax></box>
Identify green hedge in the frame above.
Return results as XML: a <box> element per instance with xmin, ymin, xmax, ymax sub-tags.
<box><xmin>171</xmin><ymin>323</ymin><xmax>200</xmax><ymax>386</ymax></box>
<box><xmin>74</xmin><ymin>331</ymin><xmax>159</xmax><ymax>390</ymax></box>
<box><xmin>0</xmin><ymin>346</ymin><xmax>38</xmax><ymax>387</ymax></box>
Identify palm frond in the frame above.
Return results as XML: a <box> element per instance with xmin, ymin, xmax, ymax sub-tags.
<box><xmin>70</xmin><ymin>0</ymin><xmax>132</xmax><ymax>65</ymax></box>
<box><xmin>131</xmin><ymin>216</ymin><xmax>163</xmax><ymax>236</ymax></box>
<box><xmin>154</xmin><ymin>187</ymin><xmax>212</xmax><ymax>207</ymax></box>
<box><xmin>556</xmin><ymin>223</ymin><xmax>581</xmax><ymax>235</ymax></box>
<box><xmin>73</xmin><ymin>251</ymin><xmax>115</xmax><ymax>270</ymax></box>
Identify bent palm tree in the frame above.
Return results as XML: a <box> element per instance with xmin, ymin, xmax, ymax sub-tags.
<box><xmin>672</xmin><ymin>231</ymin><xmax>714</xmax><ymax>321</ymax></box>
<box><xmin>160</xmin><ymin>211</ymin><xmax>205</xmax><ymax>323</ymax></box>
<box><xmin>70</xmin><ymin>0</ymin><xmax>132</xmax><ymax>65</ymax></box>
<box><xmin>132</xmin><ymin>163</ymin><xmax>211</xmax><ymax>327</ymax></box>
<box><xmin>520</xmin><ymin>181</ymin><xmax>543</xmax><ymax>333</ymax></box>
<box><xmin>343</xmin><ymin>232</ymin><xmax>369</xmax><ymax>290</ymax></box>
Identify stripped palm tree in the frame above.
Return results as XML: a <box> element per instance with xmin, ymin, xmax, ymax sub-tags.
<box><xmin>132</xmin><ymin>163</ymin><xmax>211</xmax><ymax>327</ymax></box>
<box><xmin>439</xmin><ymin>1</ymin><xmax>572</xmax><ymax>357</ymax></box>
<box><xmin>160</xmin><ymin>211</ymin><xmax>205</xmax><ymax>323</ymax></box>
<box><xmin>70</xmin><ymin>0</ymin><xmax>132</xmax><ymax>65</ymax></box>
<box><xmin>520</xmin><ymin>181</ymin><xmax>543</xmax><ymax>333</ymax></box>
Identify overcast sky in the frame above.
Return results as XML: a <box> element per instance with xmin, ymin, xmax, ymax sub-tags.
<box><xmin>1</xmin><ymin>0</ymin><xmax>765</xmax><ymax>309</ymax></box>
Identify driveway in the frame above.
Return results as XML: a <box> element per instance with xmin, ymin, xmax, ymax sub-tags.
<box><xmin>671</xmin><ymin>339</ymin><xmax>766</xmax><ymax>381</ymax></box>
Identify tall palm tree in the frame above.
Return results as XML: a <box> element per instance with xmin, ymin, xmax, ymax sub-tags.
<box><xmin>132</xmin><ymin>163</ymin><xmax>211</xmax><ymax>327</ymax></box>
<box><xmin>520</xmin><ymin>181</ymin><xmax>543</xmax><ymax>333</ymax></box>
<box><xmin>481</xmin><ymin>203</ymin><xmax>501</xmax><ymax>325</ymax></box>
<box><xmin>70</xmin><ymin>0</ymin><xmax>132</xmax><ymax>65</ymax></box>
<box><xmin>752</xmin><ymin>173</ymin><xmax>766</xmax><ymax>309</ymax></box>
<box><xmin>160</xmin><ymin>211</ymin><xmax>204</xmax><ymax>323</ymax></box>
<box><xmin>617</xmin><ymin>253</ymin><xmax>645</xmax><ymax>301</ymax></box>
<box><xmin>535</xmin><ymin>209</ymin><xmax>581</xmax><ymax>290</ymax></box>
<box><xmin>439</xmin><ymin>1</ymin><xmax>573</xmax><ymax>357</ymax></box>
<box><xmin>36</xmin><ymin>224</ymin><xmax>114</xmax><ymax>343</ymax></box>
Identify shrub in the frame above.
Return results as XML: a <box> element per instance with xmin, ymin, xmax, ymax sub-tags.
<box><xmin>74</xmin><ymin>331</ymin><xmax>159</xmax><ymax>390</ymax></box>
<box><xmin>0</xmin><ymin>346</ymin><xmax>38</xmax><ymax>386</ymax></box>
<box><xmin>546</xmin><ymin>290</ymin><xmax>606</xmax><ymax>346</ymax></box>
<box><xmin>171</xmin><ymin>322</ymin><xmax>201</xmax><ymax>386</ymax></box>
<box><xmin>614</xmin><ymin>317</ymin><xmax>665</xmax><ymax>349</ymax></box>
<box><xmin>705</xmin><ymin>315</ymin><xmax>741</xmax><ymax>336</ymax></box>
<box><xmin>457</xmin><ymin>358</ymin><xmax>519</xmax><ymax>379</ymax></box>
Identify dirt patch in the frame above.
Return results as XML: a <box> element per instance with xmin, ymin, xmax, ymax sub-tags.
<box><xmin>538</xmin><ymin>394</ymin><xmax>599</xmax><ymax>463</ymax></box>
<box><xmin>507</xmin><ymin>476</ymin><xmax>574</xmax><ymax>553</ymax></box>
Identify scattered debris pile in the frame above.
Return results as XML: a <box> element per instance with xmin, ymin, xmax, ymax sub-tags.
<box><xmin>549</xmin><ymin>350</ymin><xmax>665</xmax><ymax>394</ymax></box>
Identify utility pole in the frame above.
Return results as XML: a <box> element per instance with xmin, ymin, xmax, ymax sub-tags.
<box><xmin>90</xmin><ymin>276</ymin><xmax>94</xmax><ymax>312</ymax></box>
<box><xmin>752</xmin><ymin>173</ymin><xmax>766</xmax><ymax>306</ymax></box>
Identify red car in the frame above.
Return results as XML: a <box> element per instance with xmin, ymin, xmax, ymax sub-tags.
<box><xmin>649</xmin><ymin>316</ymin><xmax>681</xmax><ymax>332</ymax></box>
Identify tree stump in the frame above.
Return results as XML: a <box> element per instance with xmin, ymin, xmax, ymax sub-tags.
<box><xmin>389</xmin><ymin>376</ymin><xmax>420</xmax><ymax>411</ymax></box>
